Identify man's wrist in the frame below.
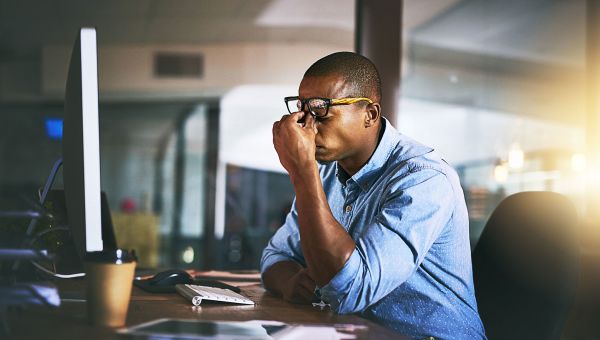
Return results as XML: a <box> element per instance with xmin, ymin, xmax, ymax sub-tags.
<box><xmin>289</xmin><ymin>161</ymin><xmax>319</xmax><ymax>187</ymax></box>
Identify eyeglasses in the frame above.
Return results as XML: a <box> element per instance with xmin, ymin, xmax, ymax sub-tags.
<box><xmin>284</xmin><ymin>96</ymin><xmax>374</xmax><ymax>118</ymax></box>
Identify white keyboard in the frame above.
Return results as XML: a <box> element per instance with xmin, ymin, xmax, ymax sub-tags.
<box><xmin>175</xmin><ymin>284</ymin><xmax>255</xmax><ymax>306</ymax></box>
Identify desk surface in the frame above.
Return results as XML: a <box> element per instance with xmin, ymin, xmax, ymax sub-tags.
<box><xmin>7</xmin><ymin>279</ymin><xmax>406</xmax><ymax>339</ymax></box>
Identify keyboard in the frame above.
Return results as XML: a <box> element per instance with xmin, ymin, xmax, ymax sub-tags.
<box><xmin>175</xmin><ymin>284</ymin><xmax>255</xmax><ymax>306</ymax></box>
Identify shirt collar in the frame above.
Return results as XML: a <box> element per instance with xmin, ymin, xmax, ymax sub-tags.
<box><xmin>336</xmin><ymin>118</ymin><xmax>433</xmax><ymax>191</ymax></box>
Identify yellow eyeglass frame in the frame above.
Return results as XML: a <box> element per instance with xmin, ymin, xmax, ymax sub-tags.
<box><xmin>284</xmin><ymin>96</ymin><xmax>374</xmax><ymax>117</ymax></box>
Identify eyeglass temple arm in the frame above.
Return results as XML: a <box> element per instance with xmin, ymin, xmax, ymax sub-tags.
<box><xmin>331</xmin><ymin>97</ymin><xmax>373</xmax><ymax>105</ymax></box>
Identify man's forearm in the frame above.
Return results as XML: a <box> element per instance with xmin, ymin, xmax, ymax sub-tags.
<box><xmin>291</xmin><ymin>163</ymin><xmax>356</xmax><ymax>286</ymax></box>
<box><xmin>262</xmin><ymin>260</ymin><xmax>303</xmax><ymax>296</ymax></box>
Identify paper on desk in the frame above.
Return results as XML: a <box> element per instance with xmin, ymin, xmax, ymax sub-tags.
<box><xmin>249</xmin><ymin>321</ymin><xmax>361</xmax><ymax>340</ymax></box>
<box><xmin>136</xmin><ymin>270</ymin><xmax>261</xmax><ymax>284</ymax></box>
<box><xmin>121</xmin><ymin>319</ymin><xmax>272</xmax><ymax>339</ymax></box>
<box><xmin>191</xmin><ymin>270</ymin><xmax>262</xmax><ymax>281</ymax></box>
<box><xmin>220</xmin><ymin>280</ymin><xmax>261</xmax><ymax>287</ymax></box>
<box><xmin>122</xmin><ymin>319</ymin><xmax>363</xmax><ymax>340</ymax></box>
<box><xmin>272</xmin><ymin>325</ymin><xmax>357</xmax><ymax>340</ymax></box>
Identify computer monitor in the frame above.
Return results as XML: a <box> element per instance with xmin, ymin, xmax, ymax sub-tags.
<box><xmin>62</xmin><ymin>28</ymin><xmax>104</xmax><ymax>258</ymax></box>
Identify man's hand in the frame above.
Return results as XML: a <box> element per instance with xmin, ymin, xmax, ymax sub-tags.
<box><xmin>263</xmin><ymin>261</ymin><xmax>317</xmax><ymax>305</ymax></box>
<box><xmin>272</xmin><ymin>111</ymin><xmax>318</xmax><ymax>175</ymax></box>
<box><xmin>280</xmin><ymin>267</ymin><xmax>317</xmax><ymax>304</ymax></box>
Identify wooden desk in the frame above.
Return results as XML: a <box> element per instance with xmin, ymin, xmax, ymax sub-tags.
<box><xmin>6</xmin><ymin>279</ymin><xmax>406</xmax><ymax>339</ymax></box>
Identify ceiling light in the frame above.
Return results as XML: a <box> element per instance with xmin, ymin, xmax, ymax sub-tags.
<box><xmin>494</xmin><ymin>163</ymin><xmax>508</xmax><ymax>183</ymax></box>
<box><xmin>508</xmin><ymin>144</ymin><xmax>524</xmax><ymax>169</ymax></box>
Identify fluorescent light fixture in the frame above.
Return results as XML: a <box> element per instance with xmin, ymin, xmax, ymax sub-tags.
<box><xmin>255</xmin><ymin>0</ymin><xmax>353</xmax><ymax>30</ymax></box>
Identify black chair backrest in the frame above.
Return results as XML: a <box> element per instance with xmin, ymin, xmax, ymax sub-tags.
<box><xmin>472</xmin><ymin>191</ymin><xmax>579</xmax><ymax>340</ymax></box>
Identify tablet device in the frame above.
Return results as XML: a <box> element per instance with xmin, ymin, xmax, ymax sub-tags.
<box><xmin>121</xmin><ymin>318</ymin><xmax>287</xmax><ymax>339</ymax></box>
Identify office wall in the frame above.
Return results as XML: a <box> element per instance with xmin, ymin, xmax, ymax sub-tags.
<box><xmin>0</xmin><ymin>59</ymin><xmax>40</xmax><ymax>101</ymax></box>
<box><xmin>0</xmin><ymin>104</ymin><xmax>63</xmax><ymax>187</ymax></box>
<box><xmin>41</xmin><ymin>42</ymin><xmax>348</xmax><ymax>99</ymax></box>
<box><xmin>0</xmin><ymin>102</ymin><xmax>183</xmax><ymax>207</ymax></box>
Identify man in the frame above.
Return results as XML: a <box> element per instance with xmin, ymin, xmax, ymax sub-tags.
<box><xmin>261</xmin><ymin>52</ymin><xmax>485</xmax><ymax>339</ymax></box>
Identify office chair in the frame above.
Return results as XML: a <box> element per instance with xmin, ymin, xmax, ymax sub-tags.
<box><xmin>472</xmin><ymin>191</ymin><xmax>579</xmax><ymax>340</ymax></box>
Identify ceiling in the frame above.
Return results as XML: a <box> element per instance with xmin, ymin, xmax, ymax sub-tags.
<box><xmin>411</xmin><ymin>0</ymin><xmax>585</xmax><ymax>67</ymax></box>
<box><xmin>0</xmin><ymin>0</ymin><xmax>351</xmax><ymax>60</ymax></box>
<box><xmin>0</xmin><ymin>0</ymin><xmax>581</xmax><ymax>63</ymax></box>
<box><xmin>0</xmin><ymin>0</ymin><xmax>589</xmax><ymax>125</ymax></box>
<box><xmin>0</xmin><ymin>0</ymin><xmax>459</xmax><ymax>60</ymax></box>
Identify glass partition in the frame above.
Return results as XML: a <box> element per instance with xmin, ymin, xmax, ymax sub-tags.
<box><xmin>402</xmin><ymin>0</ymin><xmax>586</xmax><ymax>247</ymax></box>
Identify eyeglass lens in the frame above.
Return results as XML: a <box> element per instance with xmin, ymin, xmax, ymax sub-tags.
<box><xmin>286</xmin><ymin>98</ymin><xmax>328</xmax><ymax>117</ymax></box>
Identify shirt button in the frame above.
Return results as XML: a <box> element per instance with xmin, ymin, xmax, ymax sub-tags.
<box><xmin>345</xmin><ymin>205</ymin><xmax>352</xmax><ymax>213</ymax></box>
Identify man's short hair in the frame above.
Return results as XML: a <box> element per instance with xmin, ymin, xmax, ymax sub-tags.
<box><xmin>304</xmin><ymin>52</ymin><xmax>382</xmax><ymax>103</ymax></box>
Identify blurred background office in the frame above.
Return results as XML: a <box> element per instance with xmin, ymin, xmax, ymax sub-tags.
<box><xmin>0</xmin><ymin>0</ymin><xmax>598</xmax><ymax>283</ymax></box>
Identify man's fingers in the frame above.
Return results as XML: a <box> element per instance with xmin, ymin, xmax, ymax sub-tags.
<box><xmin>283</xmin><ymin>276</ymin><xmax>314</xmax><ymax>304</ymax></box>
<box><xmin>275</xmin><ymin>111</ymin><xmax>309</xmax><ymax>132</ymax></box>
<box><xmin>301</xmin><ymin>287</ymin><xmax>316</xmax><ymax>302</ymax></box>
<box><xmin>305</xmin><ymin>267</ymin><xmax>316</xmax><ymax>280</ymax></box>
<box><xmin>295</xmin><ymin>285</ymin><xmax>316</xmax><ymax>303</ymax></box>
<box><xmin>304</xmin><ymin>114</ymin><xmax>317</xmax><ymax>133</ymax></box>
<box><xmin>272</xmin><ymin>120</ymin><xmax>279</xmax><ymax>138</ymax></box>
<box><xmin>298</xmin><ymin>272</ymin><xmax>317</xmax><ymax>293</ymax></box>
<box><xmin>274</xmin><ymin>111</ymin><xmax>301</xmax><ymax>128</ymax></box>
<box><xmin>288</xmin><ymin>110</ymin><xmax>306</xmax><ymax>123</ymax></box>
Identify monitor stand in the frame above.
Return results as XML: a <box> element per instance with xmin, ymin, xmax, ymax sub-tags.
<box><xmin>24</xmin><ymin>158</ymin><xmax>63</xmax><ymax>238</ymax></box>
<box><xmin>11</xmin><ymin>158</ymin><xmax>117</xmax><ymax>274</ymax></box>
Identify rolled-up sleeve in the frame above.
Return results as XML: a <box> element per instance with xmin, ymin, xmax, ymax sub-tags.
<box><xmin>260</xmin><ymin>199</ymin><xmax>305</xmax><ymax>277</ymax></box>
<box><xmin>320</xmin><ymin>169</ymin><xmax>455</xmax><ymax>314</ymax></box>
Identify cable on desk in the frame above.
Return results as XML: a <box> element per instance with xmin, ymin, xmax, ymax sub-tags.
<box><xmin>25</xmin><ymin>226</ymin><xmax>86</xmax><ymax>279</ymax></box>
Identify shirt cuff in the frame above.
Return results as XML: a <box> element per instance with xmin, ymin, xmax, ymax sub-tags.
<box><xmin>319</xmin><ymin>248</ymin><xmax>361</xmax><ymax>310</ymax></box>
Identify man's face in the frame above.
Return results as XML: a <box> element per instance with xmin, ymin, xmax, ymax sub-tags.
<box><xmin>298</xmin><ymin>74</ymin><xmax>370</xmax><ymax>163</ymax></box>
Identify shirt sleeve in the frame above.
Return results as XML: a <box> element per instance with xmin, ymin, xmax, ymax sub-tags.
<box><xmin>260</xmin><ymin>198</ymin><xmax>306</xmax><ymax>278</ymax></box>
<box><xmin>319</xmin><ymin>168</ymin><xmax>456</xmax><ymax>314</ymax></box>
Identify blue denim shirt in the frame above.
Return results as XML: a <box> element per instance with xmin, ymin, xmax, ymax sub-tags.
<box><xmin>261</xmin><ymin>119</ymin><xmax>486</xmax><ymax>339</ymax></box>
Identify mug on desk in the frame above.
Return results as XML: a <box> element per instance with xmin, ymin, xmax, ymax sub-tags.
<box><xmin>85</xmin><ymin>249</ymin><xmax>136</xmax><ymax>327</ymax></box>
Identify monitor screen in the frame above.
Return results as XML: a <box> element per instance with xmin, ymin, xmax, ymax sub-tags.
<box><xmin>62</xmin><ymin>28</ymin><xmax>104</xmax><ymax>257</ymax></box>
